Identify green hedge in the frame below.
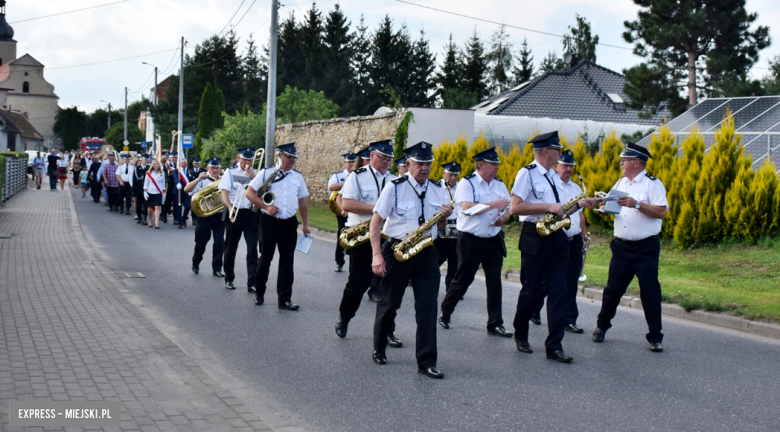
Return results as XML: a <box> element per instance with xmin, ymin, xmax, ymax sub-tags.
<box><xmin>0</xmin><ymin>151</ymin><xmax>27</xmax><ymax>158</ymax></box>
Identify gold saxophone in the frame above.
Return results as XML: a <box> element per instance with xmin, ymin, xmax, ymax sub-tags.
<box><xmin>339</xmin><ymin>219</ymin><xmax>371</xmax><ymax>249</ymax></box>
<box><xmin>536</xmin><ymin>174</ymin><xmax>588</xmax><ymax>236</ymax></box>
<box><xmin>191</xmin><ymin>175</ymin><xmax>223</xmax><ymax>217</ymax></box>
<box><xmin>393</xmin><ymin>184</ymin><xmax>454</xmax><ymax>262</ymax></box>
<box><xmin>328</xmin><ymin>191</ymin><xmax>342</xmax><ymax>216</ymax></box>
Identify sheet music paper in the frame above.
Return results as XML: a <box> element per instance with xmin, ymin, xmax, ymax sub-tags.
<box><xmin>296</xmin><ymin>234</ymin><xmax>313</xmax><ymax>254</ymax></box>
<box><xmin>462</xmin><ymin>203</ymin><xmax>490</xmax><ymax>216</ymax></box>
<box><xmin>604</xmin><ymin>189</ymin><xmax>629</xmax><ymax>214</ymax></box>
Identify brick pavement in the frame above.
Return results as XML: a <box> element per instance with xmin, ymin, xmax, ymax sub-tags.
<box><xmin>0</xmin><ymin>187</ymin><xmax>276</xmax><ymax>431</ymax></box>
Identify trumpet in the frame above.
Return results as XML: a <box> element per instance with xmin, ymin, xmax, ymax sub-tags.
<box><xmin>229</xmin><ymin>148</ymin><xmax>265</xmax><ymax>223</ymax></box>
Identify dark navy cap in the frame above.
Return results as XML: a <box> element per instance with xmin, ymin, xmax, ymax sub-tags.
<box><xmin>141</xmin><ymin>154</ymin><xmax>150</xmax><ymax>159</ymax></box>
<box><xmin>473</xmin><ymin>147</ymin><xmax>501</xmax><ymax>163</ymax></box>
<box><xmin>169</xmin><ymin>152</ymin><xmax>178</xmax><ymax>157</ymax></box>
<box><xmin>238</xmin><ymin>147</ymin><xmax>255</xmax><ymax>160</ymax></box>
<box><xmin>619</xmin><ymin>142</ymin><xmax>652</xmax><ymax>161</ymax></box>
<box><xmin>403</xmin><ymin>141</ymin><xmax>435</xmax><ymax>163</ymax></box>
<box><xmin>192</xmin><ymin>157</ymin><xmax>201</xmax><ymax>163</ymax></box>
<box><xmin>162</xmin><ymin>152</ymin><xmax>170</xmax><ymax>157</ymax></box>
<box><xmin>207</xmin><ymin>157</ymin><xmax>221</xmax><ymax>167</ymax></box>
<box><xmin>121</xmin><ymin>153</ymin><xmax>131</xmax><ymax>159</ymax></box>
<box><xmin>342</xmin><ymin>152</ymin><xmax>357</xmax><ymax>162</ymax></box>
<box><xmin>358</xmin><ymin>146</ymin><xmax>371</xmax><ymax>160</ymax></box>
<box><xmin>529</xmin><ymin>131</ymin><xmax>563</xmax><ymax>149</ymax></box>
<box><xmin>558</xmin><ymin>149</ymin><xmax>576</xmax><ymax>165</ymax></box>
<box><xmin>369</xmin><ymin>139</ymin><xmax>394</xmax><ymax>157</ymax></box>
<box><xmin>442</xmin><ymin>161</ymin><xmax>461</xmax><ymax>174</ymax></box>
<box><xmin>276</xmin><ymin>142</ymin><xmax>297</xmax><ymax>157</ymax></box>
<box><xmin>395</xmin><ymin>156</ymin><xmax>407</xmax><ymax>166</ymax></box>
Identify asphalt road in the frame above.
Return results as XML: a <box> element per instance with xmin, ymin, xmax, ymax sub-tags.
<box><xmin>71</xmin><ymin>188</ymin><xmax>780</xmax><ymax>432</ymax></box>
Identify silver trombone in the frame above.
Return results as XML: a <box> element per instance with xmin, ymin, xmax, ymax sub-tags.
<box><xmin>228</xmin><ymin>148</ymin><xmax>265</xmax><ymax>223</ymax></box>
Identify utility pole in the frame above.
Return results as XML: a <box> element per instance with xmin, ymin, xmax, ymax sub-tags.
<box><xmin>264</xmin><ymin>0</ymin><xmax>279</xmax><ymax>169</ymax></box>
<box><xmin>123</xmin><ymin>87</ymin><xmax>128</xmax><ymax>146</ymax></box>
<box><xmin>101</xmin><ymin>100</ymin><xmax>112</xmax><ymax>132</ymax></box>
<box><xmin>178</xmin><ymin>36</ymin><xmax>185</xmax><ymax>158</ymax></box>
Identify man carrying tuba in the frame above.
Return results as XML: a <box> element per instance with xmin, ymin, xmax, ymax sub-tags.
<box><xmin>328</xmin><ymin>152</ymin><xmax>357</xmax><ymax>273</ymax></box>
<box><xmin>185</xmin><ymin>158</ymin><xmax>226</xmax><ymax>277</ymax></box>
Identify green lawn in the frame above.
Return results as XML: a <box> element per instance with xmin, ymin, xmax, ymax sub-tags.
<box><xmin>306</xmin><ymin>202</ymin><xmax>780</xmax><ymax>323</ymax></box>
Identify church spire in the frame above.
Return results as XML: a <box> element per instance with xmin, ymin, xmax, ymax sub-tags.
<box><xmin>0</xmin><ymin>1</ymin><xmax>15</xmax><ymax>42</ymax></box>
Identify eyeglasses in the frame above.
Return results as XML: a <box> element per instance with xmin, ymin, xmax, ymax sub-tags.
<box><xmin>376</xmin><ymin>154</ymin><xmax>393</xmax><ymax>163</ymax></box>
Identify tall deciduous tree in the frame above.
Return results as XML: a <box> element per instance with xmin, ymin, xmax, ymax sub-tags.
<box><xmin>512</xmin><ymin>38</ymin><xmax>534</xmax><ymax>85</ymax></box>
<box><xmin>623</xmin><ymin>0</ymin><xmax>770</xmax><ymax>117</ymax></box>
<box><xmin>461</xmin><ymin>28</ymin><xmax>489</xmax><ymax>101</ymax></box>
<box><xmin>486</xmin><ymin>24</ymin><xmax>514</xmax><ymax>96</ymax></box>
<box><xmin>275</xmin><ymin>85</ymin><xmax>339</xmax><ymax>124</ymax></box>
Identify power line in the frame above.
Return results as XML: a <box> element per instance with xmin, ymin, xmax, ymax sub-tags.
<box><xmin>393</xmin><ymin>0</ymin><xmax>633</xmax><ymax>51</ymax></box>
<box><xmin>218</xmin><ymin>0</ymin><xmax>247</xmax><ymax>35</ymax></box>
<box><xmin>47</xmin><ymin>48</ymin><xmax>178</xmax><ymax>71</ymax></box>
<box><xmin>9</xmin><ymin>0</ymin><xmax>132</xmax><ymax>24</ymax></box>
<box><xmin>231</xmin><ymin>0</ymin><xmax>257</xmax><ymax>31</ymax></box>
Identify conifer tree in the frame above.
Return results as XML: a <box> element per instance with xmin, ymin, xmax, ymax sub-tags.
<box><xmin>512</xmin><ymin>38</ymin><xmax>534</xmax><ymax>86</ymax></box>
<box><xmin>300</xmin><ymin>3</ymin><xmax>325</xmax><ymax>90</ymax></box>
<box><xmin>321</xmin><ymin>3</ymin><xmax>354</xmax><ymax>114</ymax></box>
<box><xmin>408</xmin><ymin>29</ymin><xmax>437</xmax><ymax>107</ymax></box>
<box><xmin>243</xmin><ymin>33</ymin><xmax>267</xmax><ymax>112</ymax></box>
<box><xmin>344</xmin><ymin>15</ymin><xmax>372</xmax><ymax>116</ymax></box>
<box><xmin>370</xmin><ymin>16</ymin><xmax>399</xmax><ymax>109</ymax></box>
<box><xmin>486</xmin><ymin>24</ymin><xmax>514</xmax><ymax>96</ymax></box>
<box><xmin>277</xmin><ymin>11</ymin><xmax>304</xmax><ymax>94</ymax></box>
<box><xmin>461</xmin><ymin>28</ymin><xmax>489</xmax><ymax>101</ymax></box>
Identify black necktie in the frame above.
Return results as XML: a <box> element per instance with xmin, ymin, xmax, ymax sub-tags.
<box><xmin>125</xmin><ymin>165</ymin><xmax>128</xmax><ymax>174</ymax></box>
<box><xmin>543</xmin><ymin>173</ymin><xmax>560</xmax><ymax>203</ymax></box>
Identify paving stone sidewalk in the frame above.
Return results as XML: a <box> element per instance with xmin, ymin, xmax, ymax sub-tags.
<box><xmin>0</xmin><ymin>187</ymin><xmax>274</xmax><ymax>431</ymax></box>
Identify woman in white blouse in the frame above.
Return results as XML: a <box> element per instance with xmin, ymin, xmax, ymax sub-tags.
<box><xmin>143</xmin><ymin>159</ymin><xmax>167</xmax><ymax>229</ymax></box>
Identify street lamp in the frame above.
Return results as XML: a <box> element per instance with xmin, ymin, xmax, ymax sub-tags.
<box><xmin>100</xmin><ymin>100</ymin><xmax>112</xmax><ymax>132</ymax></box>
<box><xmin>142</xmin><ymin>62</ymin><xmax>159</xmax><ymax>152</ymax></box>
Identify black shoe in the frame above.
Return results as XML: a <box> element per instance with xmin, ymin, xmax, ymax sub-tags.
<box><xmin>213</xmin><ymin>270</ymin><xmax>225</xmax><ymax>277</ymax></box>
<box><xmin>372</xmin><ymin>351</ymin><xmax>387</xmax><ymax>365</ymax></box>
<box><xmin>225</xmin><ymin>281</ymin><xmax>236</xmax><ymax>290</ymax></box>
<box><xmin>592</xmin><ymin>328</ymin><xmax>606</xmax><ymax>343</ymax></box>
<box><xmin>649</xmin><ymin>342</ymin><xmax>664</xmax><ymax>352</ymax></box>
<box><xmin>438</xmin><ymin>315</ymin><xmax>450</xmax><ymax>329</ymax></box>
<box><xmin>183</xmin><ymin>222</ymin><xmax>187</xmax><ymax>228</ymax></box>
<box><xmin>530</xmin><ymin>314</ymin><xmax>542</xmax><ymax>325</ymax></box>
<box><xmin>334</xmin><ymin>264</ymin><xmax>343</xmax><ymax>272</ymax></box>
<box><xmin>565</xmin><ymin>324</ymin><xmax>584</xmax><ymax>334</ymax></box>
<box><xmin>155</xmin><ymin>226</ymin><xmax>160</xmax><ymax>229</ymax></box>
<box><xmin>247</xmin><ymin>285</ymin><xmax>256</xmax><ymax>293</ymax></box>
<box><xmin>192</xmin><ymin>265</ymin><xmax>199</xmax><ymax>275</ymax></box>
<box><xmin>254</xmin><ymin>295</ymin><xmax>264</xmax><ymax>306</ymax></box>
<box><xmin>387</xmin><ymin>334</ymin><xmax>403</xmax><ymax>348</ymax></box>
<box><xmin>368</xmin><ymin>293</ymin><xmax>380</xmax><ymax>303</ymax></box>
<box><xmin>546</xmin><ymin>350</ymin><xmax>573</xmax><ymax>363</ymax></box>
<box><xmin>142</xmin><ymin>218</ymin><xmax>147</xmax><ymax>225</ymax></box>
<box><xmin>279</xmin><ymin>301</ymin><xmax>300</xmax><ymax>311</ymax></box>
<box><xmin>335</xmin><ymin>316</ymin><xmax>348</xmax><ymax>338</ymax></box>
<box><xmin>178</xmin><ymin>225</ymin><xmax>183</xmax><ymax>229</ymax></box>
<box><xmin>515</xmin><ymin>340</ymin><xmax>533</xmax><ymax>353</ymax></box>
<box><xmin>417</xmin><ymin>366</ymin><xmax>444</xmax><ymax>379</ymax></box>
<box><xmin>125</xmin><ymin>210</ymin><xmax>130</xmax><ymax>215</ymax></box>
<box><xmin>161</xmin><ymin>217</ymin><xmax>167</xmax><ymax>224</ymax></box>
<box><xmin>487</xmin><ymin>326</ymin><xmax>513</xmax><ymax>338</ymax></box>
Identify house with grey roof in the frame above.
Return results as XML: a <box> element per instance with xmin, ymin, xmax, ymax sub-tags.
<box><xmin>472</xmin><ymin>55</ymin><xmax>669</xmax><ymax>148</ymax></box>
<box><xmin>0</xmin><ymin>106</ymin><xmax>44</xmax><ymax>151</ymax></box>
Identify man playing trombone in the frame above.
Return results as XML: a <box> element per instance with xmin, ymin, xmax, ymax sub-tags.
<box><xmin>219</xmin><ymin>147</ymin><xmax>259</xmax><ymax>292</ymax></box>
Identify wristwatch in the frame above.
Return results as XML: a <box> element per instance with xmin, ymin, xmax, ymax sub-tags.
<box><xmin>634</xmin><ymin>201</ymin><xmax>641</xmax><ymax>210</ymax></box>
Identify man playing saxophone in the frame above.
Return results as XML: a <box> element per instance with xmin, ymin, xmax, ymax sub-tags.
<box><xmin>335</xmin><ymin>141</ymin><xmax>398</xmax><ymax>343</ymax></box>
<box><xmin>370</xmin><ymin>141</ymin><xmax>452</xmax><ymax>379</ymax></box>
<box><xmin>328</xmin><ymin>152</ymin><xmax>357</xmax><ymax>273</ymax></box>
<box><xmin>185</xmin><ymin>157</ymin><xmax>225</xmax><ymax>277</ymax></box>
<box><xmin>219</xmin><ymin>148</ymin><xmax>259</xmax><ymax>292</ymax></box>
<box><xmin>509</xmin><ymin>132</ymin><xmax>598</xmax><ymax>363</ymax></box>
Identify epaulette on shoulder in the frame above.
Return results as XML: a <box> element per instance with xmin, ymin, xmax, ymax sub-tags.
<box><xmin>292</xmin><ymin>169</ymin><xmax>301</xmax><ymax>174</ymax></box>
<box><xmin>354</xmin><ymin>167</ymin><xmax>367</xmax><ymax>174</ymax></box>
<box><xmin>464</xmin><ymin>173</ymin><xmax>477</xmax><ymax>179</ymax></box>
<box><xmin>646</xmin><ymin>173</ymin><xmax>658</xmax><ymax>181</ymax></box>
<box><xmin>391</xmin><ymin>177</ymin><xmax>406</xmax><ymax>185</ymax></box>
<box><xmin>430</xmin><ymin>179</ymin><xmax>442</xmax><ymax>187</ymax></box>
<box><xmin>495</xmin><ymin>177</ymin><xmax>504</xmax><ymax>182</ymax></box>
<box><xmin>524</xmin><ymin>163</ymin><xmax>537</xmax><ymax>170</ymax></box>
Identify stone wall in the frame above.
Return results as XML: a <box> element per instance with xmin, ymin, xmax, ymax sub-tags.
<box><xmin>274</xmin><ymin>111</ymin><xmax>406</xmax><ymax>202</ymax></box>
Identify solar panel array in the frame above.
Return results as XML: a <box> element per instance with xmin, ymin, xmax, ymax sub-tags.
<box><xmin>638</xmin><ymin>96</ymin><xmax>780</xmax><ymax>171</ymax></box>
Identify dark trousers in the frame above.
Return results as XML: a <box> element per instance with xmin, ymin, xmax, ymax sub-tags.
<box><xmin>435</xmin><ymin>237</ymin><xmax>458</xmax><ymax>291</ymax></box>
<box><xmin>49</xmin><ymin>172</ymin><xmax>57</xmax><ymax>190</ymax></box>
<box><xmin>134</xmin><ymin>191</ymin><xmax>146</xmax><ymax>220</ymax></box>
<box><xmin>597</xmin><ymin>236</ymin><xmax>663</xmax><ymax>343</ymax></box>
<box><xmin>105</xmin><ymin>186</ymin><xmax>118</xmax><ymax>210</ymax></box>
<box><xmin>223</xmin><ymin>209</ymin><xmax>259</xmax><ymax>286</ymax></box>
<box><xmin>335</xmin><ymin>215</ymin><xmax>347</xmax><ymax>265</ymax></box>
<box><xmin>118</xmin><ymin>184</ymin><xmax>133</xmax><ymax>211</ymax></box>
<box><xmin>255</xmin><ymin>214</ymin><xmax>298</xmax><ymax>304</ymax></box>
<box><xmin>192</xmin><ymin>213</ymin><xmax>225</xmax><ymax>272</ymax></box>
<box><xmin>513</xmin><ymin>228</ymin><xmax>569</xmax><ymax>353</ymax></box>
<box><xmin>173</xmin><ymin>191</ymin><xmax>191</xmax><ymax>225</ymax></box>
<box><xmin>373</xmin><ymin>241</ymin><xmax>439</xmax><ymax>369</ymax></box>
<box><xmin>441</xmin><ymin>232</ymin><xmax>505</xmax><ymax>328</ymax></box>
<box><xmin>532</xmin><ymin>235</ymin><xmax>583</xmax><ymax>325</ymax></box>
<box><xmin>163</xmin><ymin>189</ymin><xmax>174</xmax><ymax>216</ymax></box>
<box><xmin>90</xmin><ymin>179</ymin><xmax>102</xmax><ymax>201</ymax></box>
<box><xmin>338</xmin><ymin>242</ymin><xmax>389</xmax><ymax>324</ymax></box>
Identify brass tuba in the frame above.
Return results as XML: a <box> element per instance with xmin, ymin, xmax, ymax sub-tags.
<box><xmin>392</xmin><ymin>184</ymin><xmax>454</xmax><ymax>262</ymax></box>
<box><xmin>191</xmin><ymin>176</ymin><xmax>224</xmax><ymax>217</ymax></box>
<box><xmin>535</xmin><ymin>174</ymin><xmax>588</xmax><ymax>236</ymax></box>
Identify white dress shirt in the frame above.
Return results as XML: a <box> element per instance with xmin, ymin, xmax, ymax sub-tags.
<box><xmin>443</xmin><ymin>182</ymin><xmax>459</xmax><ymax>222</ymax></box>
<box><xmin>511</xmin><ymin>161</ymin><xmax>566</xmax><ymax>222</ymax></box>
<box><xmin>188</xmin><ymin>176</ymin><xmax>216</xmax><ymax>196</ymax></box>
<box><xmin>218</xmin><ymin>166</ymin><xmax>255</xmax><ymax>210</ymax></box>
<box><xmin>560</xmin><ymin>178</ymin><xmax>584</xmax><ymax>238</ymax></box>
<box><xmin>612</xmin><ymin>170</ymin><xmax>668</xmax><ymax>241</ymax></box>
<box><xmin>143</xmin><ymin>171</ymin><xmax>166</xmax><ymax>194</ymax></box>
<box><xmin>327</xmin><ymin>169</ymin><xmax>350</xmax><ymax>195</ymax></box>
<box><xmin>456</xmin><ymin>172</ymin><xmax>510</xmax><ymax>238</ymax></box>
<box><xmin>249</xmin><ymin>167</ymin><xmax>309</xmax><ymax>219</ymax></box>
<box><xmin>340</xmin><ymin>165</ymin><xmax>396</xmax><ymax>227</ymax></box>
<box><xmin>116</xmin><ymin>162</ymin><xmax>135</xmax><ymax>186</ymax></box>
<box><xmin>374</xmin><ymin>177</ymin><xmax>448</xmax><ymax>241</ymax></box>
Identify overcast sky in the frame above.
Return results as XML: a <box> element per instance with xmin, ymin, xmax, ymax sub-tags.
<box><xmin>9</xmin><ymin>0</ymin><xmax>780</xmax><ymax>113</ymax></box>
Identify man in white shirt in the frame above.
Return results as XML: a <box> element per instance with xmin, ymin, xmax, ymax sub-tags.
<box><xmin>246</xmin><ymin>142</ymin><xmax>310</xmax><ymax>310</ymax></box>
<box><xmin>185</xmin><ymin>157</ymin><xmax>226</xmax><ymax>277</ymax></box>
<box><xmin>116</xmin><ymin>154</ymin><xmax>135</xmax><ymax>215</ymax></box>
<box><xmin>592</xmin><ymin>143</ymin><xmax>668</xmax><ymax>353</ymax></box>
<box><xmin>328</xmin><ymin>152</ymin><xmax>356</xmax><ymax>272</ymax></box>
<box><xmin>219</xmin><ymin>148</ymin><xmax>258</xmax><ymax>291</ymax></box>
<box><xmin>439</xmin><ymin>148</ymin><xmax>513</xmax><ymax>338</ymax></box>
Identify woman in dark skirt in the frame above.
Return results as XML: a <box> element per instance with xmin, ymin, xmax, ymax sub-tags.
<box><xmin>88</xmin><ymin>155</ymin><xmax>102</xmax><ymax>202</ymax></box>
<box><xmin>143</xmin><ymin>159</ymin><xmax>167</xmax><ymax>229</ymax></box>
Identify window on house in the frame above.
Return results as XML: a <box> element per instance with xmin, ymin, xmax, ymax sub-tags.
<box><xmin>23</xmin><ymin>81</ymin><xmax>29</xmax><ymax>93</ymax></box>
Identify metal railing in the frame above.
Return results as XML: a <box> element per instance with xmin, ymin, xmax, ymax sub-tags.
<box><xmin>2</xmin><ymin>157</ymin><xmax>27</xmax><ymax>202</ymax></box>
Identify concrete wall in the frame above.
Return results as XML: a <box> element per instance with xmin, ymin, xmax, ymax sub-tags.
<box><xmin>407</xmin><ymin>107</ymin><xmax>474</xmax><ymax>147</ymax></box>
<box><xmin>6</xmin><ymin>93</ymin><xmax>58</xmax><ymax>148</ymax></box>
<box><xmin>274</xmin><ymin>111</ymin><xmax>406</xmax><ymax>202</ymax></box>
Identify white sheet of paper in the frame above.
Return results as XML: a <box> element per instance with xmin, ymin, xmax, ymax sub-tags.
<box><xmin>462</xmin><ymin>203</ymin><xmax>490</xmax><ymax>216</ymax></box>
<box><xmin>296</xmin><ymin>234</ymin><xmax>313</xmax><ymax>254</ymax></box>
<box><xmin>604</xmin><ymin>189</ymin><xmax>629</xmax><ymax>214</ymax></box>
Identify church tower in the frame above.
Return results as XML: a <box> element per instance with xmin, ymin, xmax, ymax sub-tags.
<box><xmin>0</xmin><ymin>1</ymin><xmax>16</xmax><ymax>66</ymax></box>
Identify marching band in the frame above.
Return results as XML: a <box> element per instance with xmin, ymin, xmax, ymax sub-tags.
<box><xmin>98</xmin><ymin>132</ymin><xmax>667</xmax><ymax>379</ymax></box>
